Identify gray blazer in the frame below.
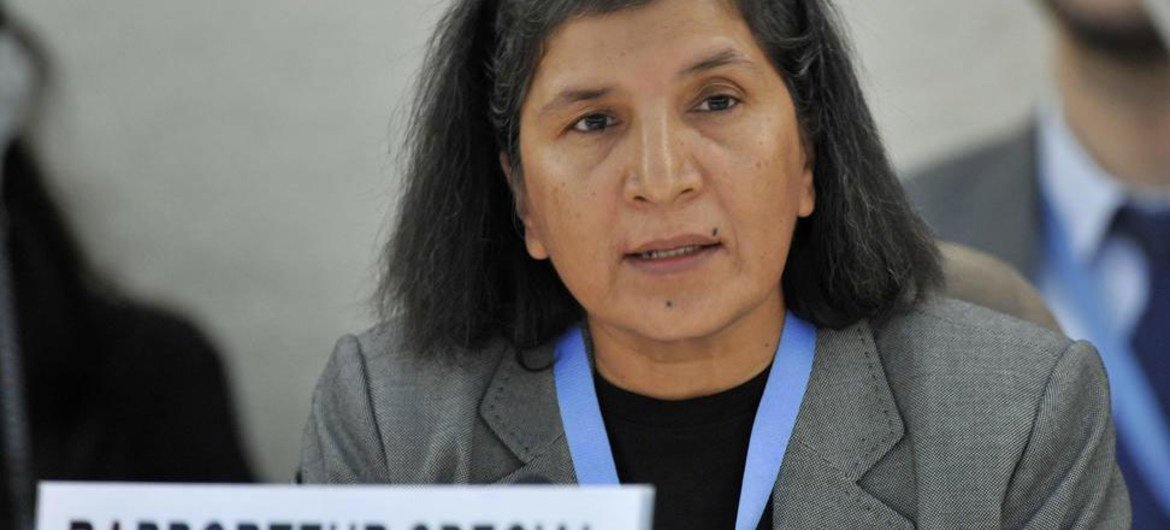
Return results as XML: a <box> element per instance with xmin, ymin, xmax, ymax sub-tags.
<box><xmin>299</xmin><ymin>296</ymin><xmax>1129</xmax><ymax>529</ymax></box>
<box><xmin>905</xmin><ymin>126</ymin><xmax>1042</xmax><ymax>278</ymax></box>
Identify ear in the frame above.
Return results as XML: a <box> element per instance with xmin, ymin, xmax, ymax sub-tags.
<box><xmin>499</xmin><ymin>151</ymin><xmax>550</xmax><ymax>260</ymax></box>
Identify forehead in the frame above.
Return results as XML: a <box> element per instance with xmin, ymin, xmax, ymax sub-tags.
<box><xmin>529</xmin><ymin>0</ymin><xmax>762</xmax><ymax>90</ymax></box>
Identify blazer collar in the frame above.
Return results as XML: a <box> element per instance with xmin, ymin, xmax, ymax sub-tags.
<box><xmin>480</xmin><ymin>319</ymin><xmax>912</xmax><ymax>528</ymax></box>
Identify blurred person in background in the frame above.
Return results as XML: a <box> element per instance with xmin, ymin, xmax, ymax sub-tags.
<box><xmin>908</xmin><ymin>0</ymin><xmax>1170</xmax><ymax>526</ymax></box>
<box><xmin>0</xmin><ymin>8</ymin><xmax>253</xmax><ymax>529</ymax></box>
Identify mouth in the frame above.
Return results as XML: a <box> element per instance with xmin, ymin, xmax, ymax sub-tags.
<box><xmin>632</xmin><ymin>243</ymin><xmax>721</xmax><ymax>261</ymax></box>
<box><xmin>624</xmin><ymin>234</ymin><xmax>723</xmax><ymax>274</ymax></box>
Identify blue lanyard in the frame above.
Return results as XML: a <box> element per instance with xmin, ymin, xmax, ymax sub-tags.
<box><xmin>553</xmin><ymin>311</ymin><xmax>817</xmax><ymax>530</ymax></box>
<box><xmin>1042</xmin><ymin>201</ymin><xmax>1170</xmax><ymax>513</ymax></box>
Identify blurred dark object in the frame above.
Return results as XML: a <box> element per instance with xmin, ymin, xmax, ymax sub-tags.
<box><xmin>0</xmin><ymin>8</ymin><xmax>254</xmax><ymax>529</ymax></box>
<box><xmin>4</xmin><ymin>139</ymin><xmax>254</xmax><ymax>480</ymax></box>
<box><xmin>1</xmin><ymin>138</ymin><xmax>255</xmax><ymax>520</ymax></box>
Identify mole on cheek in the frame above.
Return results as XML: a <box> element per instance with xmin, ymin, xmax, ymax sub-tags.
<box><xmin>712</xmin><ymin>227</ymin><xmax>718</xmax><ymax>237</ymax></box>
<box><xmin>665</xmin><ymin>300</ymin><xmax>673</xmax><ymax>308</ymax></box>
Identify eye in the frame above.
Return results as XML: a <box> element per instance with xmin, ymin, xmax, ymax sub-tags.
<box><xmin>695</xmin><ymin>94</ymin><xmax>739</xmax><ymax>112</ymax></box>
<box><xmin>572</xmin><ymin>113</ymin><xmax>617</xmax><ymax>133</ymax></box>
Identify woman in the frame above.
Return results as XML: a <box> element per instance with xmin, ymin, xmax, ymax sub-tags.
<box><xmin>299</xmin><ymin>0</ymin><xmax>1128</xmax><ymax>527</ymax></box>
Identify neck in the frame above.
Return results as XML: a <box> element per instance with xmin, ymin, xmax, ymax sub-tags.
<box><xmin>587</xmin><ymin>290</ymin><xmax>785</xmax><ymax>401</ymax></box>
<box><xmin>1057</xmin><ymin>34</ymin><xmax>1170</xmax><ymax>190</ymax></box>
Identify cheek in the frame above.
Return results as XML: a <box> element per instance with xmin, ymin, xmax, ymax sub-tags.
<box><xmin>523</xmin><ymin>157</ymin><xmax>619</xmax><ymax>265</ymax></box>
<box><xmin>704</xmin><ymin>116</ymin><xmax>807</xmax><ymax>270</ymax></box>
<box><xmin>524</xmin><ymin>178</ymin><xmax>626</xmax><ymax>312</ymax></box>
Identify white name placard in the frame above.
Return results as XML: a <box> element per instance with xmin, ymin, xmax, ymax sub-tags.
<box><xmin>36</xmin><ymin>482</ymin><xmax>654</xmax><ymax>530</ymax></box>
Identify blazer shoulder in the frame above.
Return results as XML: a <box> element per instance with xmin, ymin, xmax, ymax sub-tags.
<box><xmin>300</xmin><ymin>320</ymin><xmax>511</xmax><ymax>483</ymax></box>
<box><xmin>340</xmin><ymin>320</ymin><xmax>509</xmax><ymax>414</ymax></box>
<box><xmin>875</xmin><ymin>297</ymin><xmax>1077</xmax><ymax>433</ymax></box>
<box><xmin>871</xmin><ymin>298</ymin><xmax>1126</xmax><ymax>527</ymax></box>
<box><xmin>879</xmin><ymin>296</ymin><xmax>1071</xmax><ymax>387</ymax></box>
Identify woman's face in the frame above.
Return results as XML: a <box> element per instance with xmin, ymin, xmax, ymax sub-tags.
<box><xmin>510</xmin><ymin>0</ymin><xmax>815</xmax><ymax>344</ymax></box>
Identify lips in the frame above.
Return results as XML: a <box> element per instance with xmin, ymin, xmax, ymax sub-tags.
<box><xmin>624</xmin><ymin>233</ymin><xmax>722</xmax><ymax>273</ymax></box>
<box><xmin>626</xmin><ymin>234</ymin><xmax>721</xmax><ymax>257</ymax></box>
<box><xmin>636</xmin><ymin>244</ymin><xmax>711</xmax><ymax>260</ymax></box>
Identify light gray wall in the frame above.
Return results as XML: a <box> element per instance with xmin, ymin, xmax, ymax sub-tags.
<box><xmin>9</xmin><ymin>0</ymin><xmax>1053</xmax><ymax>481</ymax></box>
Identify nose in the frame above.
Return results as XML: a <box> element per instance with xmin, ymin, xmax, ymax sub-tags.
<box><xmin>624</xmin><ymin>111</ymin><xmax>701</xmax><ymax>205</ymax></box>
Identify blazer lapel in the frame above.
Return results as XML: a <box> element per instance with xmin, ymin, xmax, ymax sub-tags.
<box><xmin>771</xmin><ymin>319</ymin><xmax>914</xmax><ymax>529</ymax></box>
<box><xmin>479</xmin><ymin>340</ymin><xmax>576</xmax><ymax>484</ymax></box>
<box><xmin>478</xmin><ymin>320</ymin><xmax>915</xmax><ymax>528</ymax></box>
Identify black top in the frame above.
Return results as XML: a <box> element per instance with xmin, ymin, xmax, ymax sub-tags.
<box><xmin>596</xmin><ymin>366</ymin><xmax>772</xmax><ymax>530</ymax></box>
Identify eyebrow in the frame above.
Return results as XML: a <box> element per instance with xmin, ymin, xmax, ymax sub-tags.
<box><xmin>679</xmin><ymin>47</ymin><xmax>756</xmax><ymax>78</ymax></box>
<box><xmin>538</xmin><ymin>87</ymin><xmax>614</xmax><ymax>117</ymax></box>
<box><xmin>535</xmin><ymin>47</ymin><xmax>755</xmax><ymax>117</ymax></box>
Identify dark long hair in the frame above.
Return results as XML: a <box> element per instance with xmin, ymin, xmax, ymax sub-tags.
<box><xmin>381</xmin><ymin>0</ymin><xmax>942</xmax><ymax>352</ymax></box>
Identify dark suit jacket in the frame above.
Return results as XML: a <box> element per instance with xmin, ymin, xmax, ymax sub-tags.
<box><xmin>905</xmin><ymin>127</ymin><xmax>1042</xmax><ymax>278</ymax></box>
<box><xmin>300</xmin><ymin>297</ymin><xmax>1129</xmax><ymax>529</ymax></box>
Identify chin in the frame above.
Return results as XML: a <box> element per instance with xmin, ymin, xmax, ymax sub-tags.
<box><xmin>585</xmin><ymin>280</ymin><xmax>785</xmax><ymax>344</ymax></box>
<box><xmin>607</xmin><ymin>294</ymin><xmax>756</xmax><ymax>344</ymax></box>
<box><xmin>626</xmin><ymin>312</ymin><xmax>732</xmax><ymax>343</ymax></box>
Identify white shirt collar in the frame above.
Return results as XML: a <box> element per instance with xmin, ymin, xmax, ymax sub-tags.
<box><xmin>1037</xmin><ymin>105</ymin><xmax>1128</xmax><ymax>263</ymax></box>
